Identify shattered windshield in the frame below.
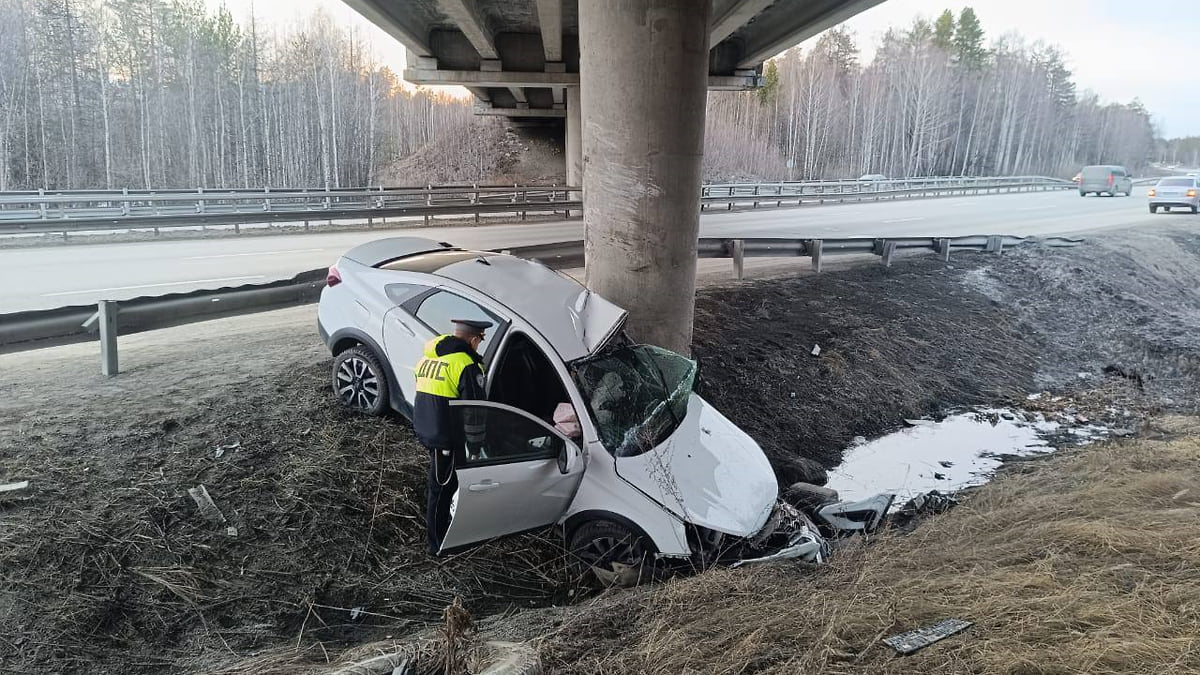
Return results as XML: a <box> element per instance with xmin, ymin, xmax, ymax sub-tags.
<box><xmin>572</xmin><ymin>345</ymin><xmax>697</xmax><ymax>457</ymax></box>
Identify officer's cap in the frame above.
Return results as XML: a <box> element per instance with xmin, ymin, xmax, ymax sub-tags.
<box><xmin>452</xmin><ymin>319</ymin><xmax>493</xmax><ymax>336</ymax></box>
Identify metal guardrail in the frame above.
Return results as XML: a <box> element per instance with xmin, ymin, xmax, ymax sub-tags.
<box><xmin>0</xmin><ymin>176</ymin><xmax>1073</xmax><ymax>238</ymax></box>
<box><xmin>0</xmin><ymin>233</ymin><xmax>1082</xmax><ymax>371</ymax></box>
<box><xmin>0</xmin><ymin>184</ymin><xmax>580</xmax><ymax>236</ymax></box>
<box><xmin>700</xmin><ymin>175</ymin><xmax>1073</xmax><ymax>210</ymax></box>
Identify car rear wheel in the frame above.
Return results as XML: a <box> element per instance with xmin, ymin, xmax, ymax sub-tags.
<box><xmin>1164</xmin><ymin>207</ymin><xmax>1171</xmax><ymax>213</ymax></box>
<box><xmin>1193</xmin><ymin>206</ymin><xmax>1199</xmax><ymax>214</ymax></box>
<box><xmin>332</xmin><ymin>345</ymin><xmax>390</xmax><ymax>416</ymax></box>
<box><xmin>568</xmin><ymin>519</ymin><xmax>659</xmax><ymax>588</ymax></box>
<box><xmin>1150</xmin><ymin>205</ymin><xmax>1158</xmax><ymax>214</ymax></box>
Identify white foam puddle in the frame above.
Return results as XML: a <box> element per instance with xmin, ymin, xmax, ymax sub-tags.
<box><xmin>826</xmin><ymin>408</ymin><xmax>1107</xmax><ymax>509</ymax></box>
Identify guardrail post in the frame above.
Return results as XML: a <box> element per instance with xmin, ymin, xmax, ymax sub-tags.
<box><xmin>473</xmin><ymin>183</ymin><xmax>481</xmax><ymax>223</ymax></box>
<box><xmin>121</xmin><ymin>188</ymin><xmax>130</xmax><ymax>217</ymax></box>
<box><xmin>936</xmin><ymin>238</ymin><xmax>952</xmax><ymax>262</ymax></box>
<box><xmin>881</xmin><ymin>240</ymin><xmax>897</xmax><ymax>267</ymax></box>
<box><xmin>99</xmin><ymin>300</ymin><xmax>118</xmax><ymax>376</ymax></box>
<box><xmin>987</xmin><ymin>235</ymin><xmax>1004</xmax><ymax>254</ymax></box>
<box><xmin>752</xmin><ymin>185</ymin><xmax>760</xmax><ymax>209</ymax></box>
<box><xmin>425</xmin><ymin>184</ymin><xmax>433</xmax><ymax>226</ymax></box>
<box><xmin>809</xmin><ymin>239</ymin><xmax>823</xmax><ymax>273</ymax></box>
<box><xmin>731</xmin><ymin>239</ymin><xmax>745</xmax><ymax>280</ymax></box>
<box><xmin>38</xmin><ymin>189</ymin><xmax>47</xmax><ymax>219</ymax></box>
<box><xmin>196</xmin><ymin>187</ymin><xmax>205</xmax><ymax>214</ymax></box>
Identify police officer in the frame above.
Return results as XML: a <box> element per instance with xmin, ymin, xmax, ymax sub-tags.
<box><xmin>412</xmin><ymin>318</ymin><xmax>492</xmax><ymax>555</ymax></box>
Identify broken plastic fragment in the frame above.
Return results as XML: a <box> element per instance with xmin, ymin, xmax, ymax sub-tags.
<box><xmin>810</xmin><ymin>344</ymin><xmax>821</xmax><ymax>357</ymax></box>
<box><xmin>884</xmin><ymin>618</ymin><xmax>973</xmax><ymax>654</ymax></box>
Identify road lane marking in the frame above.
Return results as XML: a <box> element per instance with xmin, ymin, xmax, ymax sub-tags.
<box><xmin>882</xmin><ymin>217</ymin><xmax>925</xmax><ymax>223</ymax></box>
<box><xmin>184</xmin><ymin>248</ymin><xmax>326</xmax><ymax>260</ymax></box>
<box><xmin>42</xmin><ymin>276</ymin><xmax>268</xmax><ymax>297</ymax></box>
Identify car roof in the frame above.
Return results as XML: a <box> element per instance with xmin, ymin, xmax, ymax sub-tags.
<box><xmin>343</xmin><ymin>237</ymin><xmax>457</xmax><ymax>267</ymax></box>
<box><xmin>358</xmin><ymin>237</ymin><xmax>627</xmax><ymax>362</ymax></box>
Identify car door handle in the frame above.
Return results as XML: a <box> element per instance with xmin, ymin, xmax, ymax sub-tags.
<box><xmin>468</xmin><ymin>480</ymin><xmax>501</xmax><ymax>492</ymax></box>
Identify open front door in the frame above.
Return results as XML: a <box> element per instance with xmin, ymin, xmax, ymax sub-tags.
<box><xmin>439</xmin><ymin>401</ymin><xmax>585</xmax><ymax>552</ymax></box>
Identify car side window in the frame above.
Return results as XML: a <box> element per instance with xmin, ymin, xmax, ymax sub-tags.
<box><xmin>414</xmin><ymin>290</ymin><xmax>505</xmax><ymax>352</ymax></box>
<box><xmin>454</xmin><ymin>404</ymin><xmax>564</xmax><ymax>467</ymax></box>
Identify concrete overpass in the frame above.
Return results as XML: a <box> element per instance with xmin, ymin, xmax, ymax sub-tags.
<box><xmin>344</xmin><ymin>0</ymin><xmax>885</xmax><ymax>352</ymax></box>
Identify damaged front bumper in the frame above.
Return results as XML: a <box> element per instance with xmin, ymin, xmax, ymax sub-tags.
<box><xmin>690</xmin><ymin>490</ymin><xmax>895</xmax><ymax>569</ymax></box>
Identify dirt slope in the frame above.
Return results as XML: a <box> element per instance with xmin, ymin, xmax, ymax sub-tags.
<box><xmin>3</xmin><ymin>223</ymin><xmax>1200</xmax><ymax>673</ymax></box>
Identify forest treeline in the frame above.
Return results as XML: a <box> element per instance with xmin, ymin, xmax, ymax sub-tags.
<box><xmin>0</xmin><ymin>0</ymin><xmax>488</xmax><ymax>191</ymax></box>
<box><xmin>0</xmin><ymin>1</ymin><xmax>1191</xmax><ymax>190</ymax></box>
<box><xmin>704</xmin><ymin>8</ymin><xmax>1170</xmax><ymax>181</ymax></box>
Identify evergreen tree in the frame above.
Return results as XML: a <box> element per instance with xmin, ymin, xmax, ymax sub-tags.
<box><xmin>933</xmin><ymin>9</ymin><xmax>955</xmax><ymax>50</ymax></box>
<box><xmin>954</xmin><ymin>7</ymin><xmax>987</xmax><ymax>69</ymax></box>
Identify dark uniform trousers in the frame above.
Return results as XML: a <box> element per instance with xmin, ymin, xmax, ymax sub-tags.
<box><xmin>412</xmin><ymin>334</ymin><xmax>487</xmax><ymax>555</ymax></box>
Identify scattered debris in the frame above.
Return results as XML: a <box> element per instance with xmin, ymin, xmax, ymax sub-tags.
<box><xmin>350</xmin><ymin>606</ymin><xmax>365</xmax><ymax>621</ymax></box>
<box><xmin>1174</xmin><ymin>489</ymin><xmax>1191</xmax><ymax>501</ymax></box>
<box><xmin>810</xmin><ymin>344</ymin><xmax>821</xmax><ymax>357</ymax></box>
<box><xmin>187</xmin><ymin>484</ymin><xmax>227</xmax><ymax>525</ymax></box>
<box><xmin>0</xmin><ymin>480</ymin><xmax>31</xmax><ymax>502</ymax></box>
<box><xmin>883</xmin><ymin>618</ymin><xmax>973</xmax><ymax>655</ymax></box>
<box><xmin>933</xmin><ymin>472</ymin><xmax>947</xmax><ymax>480</ymax></box>
<box><xmin>938</xmin><ymin>461</ymin><xmax>954</xmax><ymax>468</ymax></box>
<box><xmin>214</xmin><ymin>441</ymin><xmax>240</xmax><ymax>459</ymax></box>
<box><xmin>1102</xmin><ymin>364</ymin><xmax>1145</xmax><ymax>390</ymax></box>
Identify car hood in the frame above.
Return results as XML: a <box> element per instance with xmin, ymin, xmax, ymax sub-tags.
<box><xmin>614</xmin><ymin>394</ymin><xmax>778</xmax><ymax>537</ymax></box>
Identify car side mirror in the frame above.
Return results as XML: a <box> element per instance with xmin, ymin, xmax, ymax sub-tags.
<box><xmin>558</xmin><ymin>442</ymin><xmax>579</xmax><ymax>474</ymax></box>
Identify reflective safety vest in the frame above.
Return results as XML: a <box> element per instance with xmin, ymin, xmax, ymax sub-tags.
<box><xmin>414</xmin><ymin>335</ymin><xmax>482</xmax><ymax>399</ymax></box>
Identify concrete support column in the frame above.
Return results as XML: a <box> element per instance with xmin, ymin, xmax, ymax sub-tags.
<box><xmin>566</xmin><ymin>87</ymin><xmax>583</xmax><ymax>192</ymax></box>
<box><xmin>579</xmin><ymin>0</ymin><xmax>710</xmax><ymax>354</ymax></box>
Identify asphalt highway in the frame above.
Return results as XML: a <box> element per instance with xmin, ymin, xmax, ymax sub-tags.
<box><xmin>0</xmin><ymin>188</ymin><xmax>1169</xmax><ymax>313</ymax></box>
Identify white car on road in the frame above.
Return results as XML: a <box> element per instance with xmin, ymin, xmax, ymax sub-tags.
<box><xmin>317</xmin><ymin>237</ymin><xmax>891</xmax><ymax>584</ymax></box>
<box><xmin>1148</xmin><ymin>176</ymin><xmax>1200</xmax><ymax>214</ymax></box>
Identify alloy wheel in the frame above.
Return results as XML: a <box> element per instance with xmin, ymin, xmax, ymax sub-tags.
<box><xmin>336</xmin><ymin>356</ymin><xmax>381</xmax><ymax>411</ymax></box>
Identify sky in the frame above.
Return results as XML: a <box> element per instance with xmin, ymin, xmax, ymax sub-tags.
<box><xmin>214</xmin><ymin>0</ymin><xmax>1200</xmax><ymax>137</ymax></box>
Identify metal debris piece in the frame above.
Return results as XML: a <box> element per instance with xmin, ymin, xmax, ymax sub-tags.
<box><xmin>0</xmin><ymin>480</ymin><xmax>31</xmax><ymax>502</ymax></box>
<box><xmin>187</xmin><ymin>484</ymin><xmax>227</xmax><ymax>524</ymax></box>
<box><xmin>883</xmin><ymin>618</ymin><xmax>973</xmax><ymax>655</ymax></box>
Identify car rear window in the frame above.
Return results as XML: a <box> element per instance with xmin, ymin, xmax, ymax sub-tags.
<box><xmin>1158</xmin><ymin>178</ymin><xmax>1195</xmax><ymax>187</ymax></box>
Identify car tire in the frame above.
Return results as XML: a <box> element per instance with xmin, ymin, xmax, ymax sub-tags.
<box><xmin>568</xmin><ymin>519</ymin><xmax>659</xmax><ymax>588</ymax></box>
<box><xmin>1164</xmin><ymin>207</ymin><xmax>1171</xmax><ymax>213</ymax></box>
<box><xmin>1193</xmin><ymin>206</ymin><xmax>1199</xmax><ymax>214</ymax></box>
<box><xmin>331</xmin><ymin>345</ymin><xmax>390</xmax><ymax>416</ymax></box>
<box><xmin>1150</xmin><ymin>205</ymin><xmax>1158</xmax><ymax>214</ymax></box>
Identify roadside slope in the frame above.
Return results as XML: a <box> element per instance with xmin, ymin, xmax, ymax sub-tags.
<box><xmin>540</xmin><ymin>417</ymin><xmax>1200</xmax><ymax>674</ymax></box>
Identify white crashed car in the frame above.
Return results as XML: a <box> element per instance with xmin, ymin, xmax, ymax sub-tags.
<box><xmin>317</xmin><ymin>237</ymin><xmax>892</xmax><ymax>585</ymax></box>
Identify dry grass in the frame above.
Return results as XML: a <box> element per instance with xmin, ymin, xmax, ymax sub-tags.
<box><xmin>540</xmin><ymin>417</ymin><xmax>1200</xmax><ymax>674</ymax></box>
